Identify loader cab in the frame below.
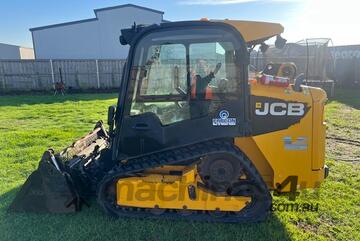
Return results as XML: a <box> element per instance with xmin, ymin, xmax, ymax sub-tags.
<box><xmin>113</xmin><ymin>21</ymin><xmax>250</xmax><ymax>158</ymax></box>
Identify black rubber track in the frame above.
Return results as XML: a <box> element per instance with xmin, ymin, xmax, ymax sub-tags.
<box><xmin>97</xmin><ymin>139</ymin><xmax>272</xmax><ymax>223</ymax></box>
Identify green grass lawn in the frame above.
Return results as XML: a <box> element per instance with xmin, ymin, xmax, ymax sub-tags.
<box><xmin>0</xmin><ymin>90</ymin><xmax>359</xmax><ymax>241</ymax></box>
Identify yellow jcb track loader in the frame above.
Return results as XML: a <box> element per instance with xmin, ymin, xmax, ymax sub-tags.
<box><xmin>10</xmin><ymin>20</ymin><xmax>328</xmax><ymax>223</ymax></box>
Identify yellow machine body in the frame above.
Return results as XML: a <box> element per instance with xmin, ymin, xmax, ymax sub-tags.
<box><xmin>117</xmin><ymin>166</ymin><xmax>250</xmax><ymax>211</ymax></box>
<box><xmin>237</xmin><ymin>83</ymin><xmax>327</xmax><ymax>191</ymax></box>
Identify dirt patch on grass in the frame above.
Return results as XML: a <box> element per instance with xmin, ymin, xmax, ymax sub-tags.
<box><xmin>326</xmin><ymin>138</ymin><xmax>360</xmax><ymax>162</ymax></box>
<box><xmin>295</xmin><ymin>220</ymin><xmax>320</xmax><ymax>234</ymax></box>
<box><xmin>325</xmin><ymin>101</ymin><xmax>360</xmax><ymax>162</ymax></box>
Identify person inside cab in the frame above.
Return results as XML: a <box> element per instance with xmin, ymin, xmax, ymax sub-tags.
<box><xmin>190</xmin><ymin>60</ymin><xmax>222</xmax><ymax>119</ymax></box>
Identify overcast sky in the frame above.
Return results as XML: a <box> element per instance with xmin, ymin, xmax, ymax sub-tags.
<box><xmin>0</xmin><ymin>0</ymin><xmax>357</xmax><ymax>47</ymax></box>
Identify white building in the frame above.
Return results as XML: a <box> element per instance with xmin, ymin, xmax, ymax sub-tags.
<box><xmin>30</xmin><ymin>4</ymin><xmax>165</xmax><ymax>59</ymax></box>
<box><xmin>0</xmin><ymin>43</ymin><xmax>34</xmax><ymax>59</ymax></box>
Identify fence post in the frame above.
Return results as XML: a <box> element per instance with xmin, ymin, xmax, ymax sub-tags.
<box><xmin>0</xmin><ymin>65</ymin><xmax>5</xmax><ymax>91</ymax></box>
<box><xmin>50</xmin><ymin>59</ymin><xmax>55</xmax><ymax>89</ymax></box>
<box><xmin>95</xmin><ymin>59</ymin><xmax>100</xmax><ymax>89</ymax></box>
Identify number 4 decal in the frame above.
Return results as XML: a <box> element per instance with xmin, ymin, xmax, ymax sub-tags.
<box><xmin>274</xmin><ymin>176</ymin><xmax>300</xmax><ymax>201</ymax></box>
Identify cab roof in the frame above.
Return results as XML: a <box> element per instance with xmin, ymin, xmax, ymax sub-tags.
<box><xmin>120</xmin><ymin>20</ymin><xmax>284</xmax><ymax>46</ymax></box>
<box><xmin>213</xmin><ymin>19</ymin><xmax>284</xmax><ymax>44</ymax></box>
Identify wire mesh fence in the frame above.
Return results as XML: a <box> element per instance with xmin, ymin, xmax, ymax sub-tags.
<box><xmin>0</xmin><ymin>59</ymin><xmax>126</xmax><ymax>93</ymax></box>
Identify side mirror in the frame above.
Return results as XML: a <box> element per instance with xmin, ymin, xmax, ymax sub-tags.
<box><xmin>275</xmin><ymin>35</ymin><xmax>287</xmax><ymax>49</ymax></box>
<box><xmin>119</xmin><ymin>35</ymin><xmax>127</xmax><ymax>45</ymax></box>
<box><xmin>293</xmin><ymin>73</ymin><xmax>305</xmax><ymax>92</ymax></box>
<box><xmin>260</xmin><ymin>43</ymin><xmax>269</xmax><ymax>53</ymax></box>
<box><xmin>108</xmin><ymin>105</ymin><xmax>116</xmax><ymax>133</ymax></box>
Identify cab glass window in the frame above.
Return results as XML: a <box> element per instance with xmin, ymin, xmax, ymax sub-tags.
<box><xmin>128</xmin><ymin>28</ymin><xmax>243</xmax><ymax>125</ymax></box>
<box><xmin>139</xmin><ymin>44</ymin><xmax>187</xmax><ymax>97</ymax></box>
<box><xmin>189</xmin><ymin>42</ymin><xmax>238</xmax><ymax>95</ymax></box>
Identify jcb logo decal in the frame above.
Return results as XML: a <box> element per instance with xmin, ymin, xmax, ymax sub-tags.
<box><xmin>255</xmin><ymin>102</ymin><xmax>305</xmax><ymax>116</ymax></box>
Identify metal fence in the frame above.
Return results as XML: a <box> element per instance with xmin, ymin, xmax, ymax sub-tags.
<box><xmin>0</xmin><ymin>59</ymin><xmax>126</xmax><ymax>92</ymax></box>
<box><xmin>329</xmin><ymin>45</ymin><xmax>360</xmax><ymax>86</ymax></box>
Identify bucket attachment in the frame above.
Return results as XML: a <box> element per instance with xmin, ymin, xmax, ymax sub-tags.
<box><xmin>9</xmin><ymin>121</ymin><xmax>109</xmax><ymax>214</ymax></box>
<box><xmin>9</xmin><ymin>150</ymin><xmax>82</xmax><ymax>213</ymax></box>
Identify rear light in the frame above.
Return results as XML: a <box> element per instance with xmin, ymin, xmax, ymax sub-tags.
<box><xmin>259</xmin><ymin>74</ymin><xmax>290</xmax><ymax>87</ymax></box>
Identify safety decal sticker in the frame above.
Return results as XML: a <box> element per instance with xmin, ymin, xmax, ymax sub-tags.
<box><xmin>212</xmin><ymin>110</ymin><xmax>236</xmax><ymax>126</ymax></box>
<box><xmin>283</xmin><ymin>136</ymin><xmax>308</xmax><ymax>150</ymax></box>
<box><xmin>251</xmin><ymin>95</ymin><xmax>311</xmax><ymax>135</ymax></box>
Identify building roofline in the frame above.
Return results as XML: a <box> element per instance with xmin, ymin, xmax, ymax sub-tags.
<box><xmin>0</xmin><ymin>42</ymin><xmax>33</xmax><ymax>48</ymax></box>
<box><xmin>0</xmin><ymin>42</ymin><xmax>20</xmax><ymax>48</ymax></box>
<box><xmin>30</xmin><ymin>18</ymin><xmax>98</xmax><ymax>32</ymax></box>
<box><xmin>94</xmin><ymin>4</ymin><xmax>164</xmax><ymax>15</ymax></box>
<box><xmin>30</xmin><ymin>4</ymin><xmax>164</xmax><ymax>32</ymax></box>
